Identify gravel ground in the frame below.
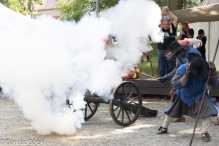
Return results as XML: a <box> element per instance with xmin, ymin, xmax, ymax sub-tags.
<box><xmin>0</xmin><ymin>96</ymin><xmax>219</xmax><ymax>146</ymax></box>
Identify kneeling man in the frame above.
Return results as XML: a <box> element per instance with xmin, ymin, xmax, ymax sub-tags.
<box><xmin>157</xmin><ymin>53</ymin><xmax>218</xmax><ymax>142</ymax></box>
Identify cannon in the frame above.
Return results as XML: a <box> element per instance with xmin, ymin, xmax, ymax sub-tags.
<box><xmin>66</xmin><ymin>69</ymin><xmax>159</xmax><ymax>126</ymax></box>
<box><xmin>66</xmin><ymin>81</ymin><xmax>143</xmax><ymax>126</ymax></box>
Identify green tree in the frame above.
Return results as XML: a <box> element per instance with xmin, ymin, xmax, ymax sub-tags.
<box><xmin>0</xmin><ymin>0</ymin><xmax>42</xmax><ymax>15</ymax></box>
<box><xmin>56</xmin><ymin>0</ymin><xmax>119</xmax><ymax>22</ymax></box>
<box><xmin>153</xmin><ymin>0</ymin><xmax>169</xmax><ymax>7</ymax></box>
<box><xmin>154</xmin><ymin>0</ymin><xmax>200</xmax><ymax>8</ymax></box>
<box><xmin>183</xmin><ymin>0</ymin><xmax>200</xmax><ymax>9</ymax></box>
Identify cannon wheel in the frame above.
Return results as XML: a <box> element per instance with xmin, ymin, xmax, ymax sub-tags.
<box><xmin>109</xmin><ymin>81</ymin><xmax>142</xmax><ymax>126</ymax></box>
<box><xmin>84</xmin><ymin>91</ymin><xmax>99</xmax><ymax>121</ymax></box>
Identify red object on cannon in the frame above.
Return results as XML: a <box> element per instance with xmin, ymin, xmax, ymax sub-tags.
<box><xmin>122</xmin><ymin>65</ymin><xmax>140</xmax><ymax>79</ymax></box>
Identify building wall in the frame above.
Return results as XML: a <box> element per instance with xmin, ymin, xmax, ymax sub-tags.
<box><xmin>37</xmin><ymin>9</ymin><xmax>60</xmax><ymax>17</ymax></box>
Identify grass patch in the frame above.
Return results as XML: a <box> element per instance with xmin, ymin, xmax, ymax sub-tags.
<box><xmin>137</xmin><ymin>43</ymin><xmax>159</xmax><ymax>79</ymax></box>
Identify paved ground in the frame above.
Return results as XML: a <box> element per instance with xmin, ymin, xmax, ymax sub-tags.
<box><xmin>0</xmin><ymin>97</ymin><xmax>219</xmax><ymax>146</ymax></box>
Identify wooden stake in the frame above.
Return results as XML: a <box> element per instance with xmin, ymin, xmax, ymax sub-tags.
<box><xmin>189</xmin><ymin>38</ymin><xmax>219</xmax><ymax>146</ymax></box>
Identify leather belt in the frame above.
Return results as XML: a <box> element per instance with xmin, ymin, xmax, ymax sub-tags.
<box><xmin>159</xmin><ymin>49</ymin><xmax>168</xmax><ymax>52</ymax></box>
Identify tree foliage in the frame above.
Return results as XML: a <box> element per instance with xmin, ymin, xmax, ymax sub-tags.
<box><xmin>153</xmin><ymin>0</ymin><xmax>169</xmax><ymax>7</ymax></box>
<box><xmin>56</xmin><ymin>0</ymin><xmax>119</xmax><ymax>22</ymax></box>
<box><xmin>0</xmin><ymin>0</ymin><xmax>42</xmax><ymax>15</ymax></box>
<box><xmin>154</xmin><ymin>0</ymin><xmax>200</xmax><ymax>8</ymax></box>
<box><xmin>183</xmin><ymin>0</ymin><xmax>200</xmax><ymax>9</ymax></box>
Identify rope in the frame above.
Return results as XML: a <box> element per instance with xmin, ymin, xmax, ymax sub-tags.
<box><xmin>138</xmin><ymin>72</ymin><xmax>159</xmax><ymax>80</ymax></box>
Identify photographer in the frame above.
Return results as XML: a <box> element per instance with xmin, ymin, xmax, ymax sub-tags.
<box><xmin>178</xmin><ymin>23</ymin><xmax>194</xmax><ymax>40</ymax></box>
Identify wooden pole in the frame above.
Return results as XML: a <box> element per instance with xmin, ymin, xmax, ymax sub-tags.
<box><xmin>189</xmin><ymin>38</ymin><xmax>219</xmax><ymax>146</ymax></box>
<box><xmin>149</xmin><ymin>53</ymin><xmax>154</xmax><ymax>76</ymax></box>
<box><xmin>208</xmin><ymin>22</ymin><xmax>211</xmax><ymax>62</ymax></box>
<box><xmin>96</xmin><ymin>0</ymin><xmax>100</xmax><ymax>17</ymax></box>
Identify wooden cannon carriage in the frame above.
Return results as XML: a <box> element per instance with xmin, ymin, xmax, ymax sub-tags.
<box><xmin>67</xmin><ymin>81</ymin><xmax>143</xmax><ymax>126</ymax></box>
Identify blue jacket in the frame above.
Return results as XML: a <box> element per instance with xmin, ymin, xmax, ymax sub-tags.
<box><xmin>177</xmin><ymin>46</ymin><xmax>202</xmax><ymax>66</ymax></box>
<box><xmin>173</xmin><ymin>63</ymin><xmax>218</xmax><ymax>114</ymax></box>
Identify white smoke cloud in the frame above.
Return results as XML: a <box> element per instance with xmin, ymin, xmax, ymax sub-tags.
<box><xmin>0</xmin><ymin>0</ymin><xmax>162</xmax><ymax>135</ymax></box>
<box><xmin>100</xmin><ymin>0</ymin><xmax>163</xmax><ymax>65</ymax></box>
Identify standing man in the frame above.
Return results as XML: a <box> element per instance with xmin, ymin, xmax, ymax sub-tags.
<box><xmin>178</xmin><ymin>23</ymin><xmax>194</xmax><ymax>40</ymax></box>
<box><xmin>158</xmin><ymin>12</ymin><xmax>178</xmax><ymax>77</ymax></box>
<box><xmin>197</xmin><ymin>29</ymin><xmax>207</xmax><ymax>60</ymax></box>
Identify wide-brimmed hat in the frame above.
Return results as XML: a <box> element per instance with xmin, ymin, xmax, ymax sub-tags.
<box><xmin>167</xmin><ymin>41</ymin><xmax>186</xmax><ymax>60</ymax></box>
<box><xmin>188</xmin><ymin>53</ymin><xmax>209</xmax><ymax>80</ymax></box>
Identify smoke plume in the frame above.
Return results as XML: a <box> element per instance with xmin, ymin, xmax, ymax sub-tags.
<box><xmin>0</xmin><ymin>0</ymin><xmax>162</xmax><ymax>135</ymax></box>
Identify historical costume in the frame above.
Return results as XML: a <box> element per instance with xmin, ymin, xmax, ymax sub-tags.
<box><xmin>158</xmin><ymin>41</ymin><xmax>219</xmax><ymax>124</ymax></box>
<box><xmin>158</xmin><ymin>41</ymin><xmax>202</xmax><ymax>83</ymax></box>
<box><xmin>157</xmin><ymin>53</ymin><xmax>218</xmax><ymax>142</ymax></box>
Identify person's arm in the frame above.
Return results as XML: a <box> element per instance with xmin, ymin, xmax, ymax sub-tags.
<box><xmin>187</xmin><ymin>29</ymin><xmax>194</xmax><ymax>38</ymax></box>
<box><xmin>172</xmin><ymin>64</ymin><xmax>191</xmax><ymax>89</ymax></box>
<box><xmin>158</xmin><ymin>63</ymin><xmax>180</xmax><ymax>83</ymax></box>
<box><xmin>178</xmin><ymin>34</ymin><xmax>182</xmax><ymax>40</ymax></box>
<box><xmin>178</xmin><ymin>29</ymin><xmax>184</xmax><ymax>40</ymax></box>
<box><xmin>176</xmin><ymin>53</ymin><xmax>188</xmax><ymax>64</ymax></box>
<box><xmin>160</xmin><ymin>23</ymin><xmax>163</xmax><ymax>32</ymax></box>
<box><xmin>169</xmin><ymin>12</ymin><xmax>178</xmax><ymax>28</ymax></box>
<box><xmin>208</xmin><ymin>62</ymin><xmax>219</xmax><ymax>86</ymax></box>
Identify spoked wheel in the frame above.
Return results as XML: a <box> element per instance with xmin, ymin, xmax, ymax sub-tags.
<box><xmin>109</xmin><ymin>81</ymin><xmax>142</xmax><ymax>126</ymax></box>
<box><xmin>84</xmin><ymin>91</ymin><xmax>99</xmax><ymax>121</ymax></box>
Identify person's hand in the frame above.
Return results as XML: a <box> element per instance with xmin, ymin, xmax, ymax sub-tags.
<box><xmin>198</xmin><ymin>34</ymin><xmax>203</xmax><ymax>40</ymax></box>
<box><xmin>185</xmin><ymin>63</ymin><xmax>191</xmax><ymax>75</ymax></box>
<box><xmin>158</xmin><ymin>76</ymin><xmax>167</xmax><ymax>83</ymax></box>
<box><xmin>179</xmin><ymin>63</ymin><xmax>191</xmax><ymax>86</ymax></box>
<box><xmin>186</xmin><ymin>24</ymin><xmax>190</xmax><ymax>31</ymax></box>
<box><xmin>199</xmin><ymin>34</ymin><xmax>204</xmax><ymax>40</ymax></box>
<box><xmin>180</xmin><ymin>29</ymin><xmax>185</xmax><ymax>35</ymax></box>
<box><xmin>160</xmin><ymin>23</ymin><xmax>163</xmax><ymax>31</ymax></box>
<box><xmin>209</xmin><ymin>61</ymin><xmax>215</xmax><ymax>70</ymax></box>
<box><xmin>209</xmin><ymin>61</ymin><xmax>217</xmax><ymax>78</ymax></box>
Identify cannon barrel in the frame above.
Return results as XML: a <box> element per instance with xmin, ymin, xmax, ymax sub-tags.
<box><xmin>84</xmin><ymin>95</ymin><xmax>108</xmax><ymax>104</ymax></box>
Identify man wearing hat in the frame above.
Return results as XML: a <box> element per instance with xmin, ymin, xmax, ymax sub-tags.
<box><xmin>158</xmin><ymin>41</ymin><xmax>201</xmax><ymax>83</ymax></box>
<box><xmin>158</xmin><ymin>41</ymin><xmax>219</xmax><ymax>124</ymax></box>
<box><xmin>157</xmin><ymin>53</ymin><xmax>218</xmax><ymax>142</ymax></box>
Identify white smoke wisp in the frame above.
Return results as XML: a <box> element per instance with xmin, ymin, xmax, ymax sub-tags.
<box><xmin>0</xmin><ymin>0</ymin><xmax>163</xmax><ymax>135</ymax></box>
<box><xmin>100</xmin><ymin>0</ymin><xmax>163</xmax><ymax>65</ymax></box>
<box><xmin>0</xmin><ymin>4</ymin><xmax>122</xmax><ymax>135</ymax></box>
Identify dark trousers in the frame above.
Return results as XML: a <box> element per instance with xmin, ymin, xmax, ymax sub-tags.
<box><xmin>158</xmin><ymin>51</ymin><xmax>173</xmax><ymax>77</ymax></box>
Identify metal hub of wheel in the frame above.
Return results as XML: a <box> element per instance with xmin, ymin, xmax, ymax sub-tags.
<box><xmin>109</xmin><ymin>81</ymin><xmax>142</xmax><ymax>126</ymax></box>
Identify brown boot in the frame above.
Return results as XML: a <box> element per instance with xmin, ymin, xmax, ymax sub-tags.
<box><xmin>172</xmin><ymin>116</ymin><xmax>185</xmax><ymax>122</ymax></box>
<box><xmin>214</xmin><ymin>117</ymin><xmax>219</xmax><ymax>126</ymax></box>
<box><xmin>202</xmin><ymin>132</ymin><xmax>210</xmax><ymax>142</ymax></box>
<box><xmin>157</xmin><ymin>126</ymin><xmax>168</xmax><ymax>135</ymax></box>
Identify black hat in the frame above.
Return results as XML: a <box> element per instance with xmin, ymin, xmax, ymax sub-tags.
<box><xmin>188</xmin><ymin>53</ymin><xmax>209</xmax><ymax>80</ymax></box>
<box><xmin>167</xmin><ymin>41</ymin><xmax>186</xmax><ymax>60</ymax></box>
